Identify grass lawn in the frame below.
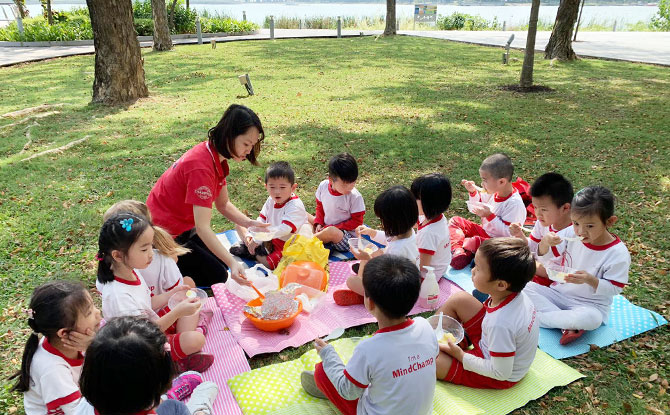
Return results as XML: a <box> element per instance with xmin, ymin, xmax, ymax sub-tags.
<box><xmin>1</xmin><ymin>36</ymin><xmax>669</xmax><ymax>414</ymax></box>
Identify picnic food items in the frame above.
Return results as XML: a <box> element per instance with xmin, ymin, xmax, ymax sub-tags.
<box><xmin>280</xmin><ymin>261</ymin><xmax>328</xmax><ymax>292</ymax></box>
<box><xmin>226</xmin><ymin>264</ymin><xmax>278</xmax><ymax>302</ymax></box>
<box><xmin>546</xmin><ymin>265</ymin><xmax>578</xmax><ymax>283</ymax></box>
<box><xmin>248</xmin><ymin>225</ymin><xmax>280</xmax><ymax>242</ymax></box>
<box><xmin>168</xmin><ymin>288</ymin><xmax>208</xmax><ymax>314</ymax></box>
<box><xmin>428</xmin><ymin>314</ymin><xmax>464</xmax><ymax>345</ymax></box>
<box><xmin>348</xmin><ymin>237</ymin><xmax>379</xmax><ymax>256</ymax></box>
<box><xmin>243</xmin><ymin>284</ymin><xmax>303</xmax><ymax>331</ymax></box>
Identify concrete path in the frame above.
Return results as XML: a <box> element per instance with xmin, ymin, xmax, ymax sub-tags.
<box><xmin>1</xmin><ymin>29</ymin><xmax>669</xmax><ymax>67</ymax></box>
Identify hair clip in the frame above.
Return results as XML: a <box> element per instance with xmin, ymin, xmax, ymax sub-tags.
<box><xmin>163</xmin><ymin>342</ymin><xmax>171</xmax><ymax>353</ymax></box>
<box><xmin>120</xmin><ymin>218</ymin><xmax>134</xmax><ymax>232</ymax></box>
<box><xmin>24</xmin><ymin>308</ymin><xmax>34</xmax><ymax>319</ymax></box>
<box><xmin>96</xmin><ymin>253</ymin><xmax>104</xmax><ymax>261</ymax></box>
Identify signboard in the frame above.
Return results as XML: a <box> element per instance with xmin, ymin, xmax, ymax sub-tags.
<box><xmin>414</xmin><ymin>4</ymin><xmax>437</xmax><ymax>23</ymax></box>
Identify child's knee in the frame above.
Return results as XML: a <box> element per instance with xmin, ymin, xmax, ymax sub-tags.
<box><xmin>179</xmin><ymin>331</ymin><xmax>206</xmax><ymax>354</ymax></box>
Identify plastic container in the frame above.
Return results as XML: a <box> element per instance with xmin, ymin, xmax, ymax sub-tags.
<box><xmin>226</xmin><ymin>264</ymin><xmax>278</xmax><ymax>302</ymax></box>
<box><xmin>428</xmin><ymin>314</ymin><xmax>464</xmax><ymax>345</ymax></box>
<box><xmin>243</xmin><ymin>297</ymin><xmax>303</xmax><ymax>332</ymax></box>
<box><xmin>466</xmin><ymin>200</ymin><xmax>492</xmax><ymax>214</ymax></box>
<box><xmin>168</xmin><ymin>288</ymin><xmax>208</xmax><ymax>315</ymax></box>
<box><xmin>419</xmin><ymin>266</ymin><xmax>440</xmax><ymax>309</ymax></box>
<box><xmin>248</xmin><ymin>225</ymin><xmax>280</xmax><ymax>242</ymax></box>
<box><xmin>348</xmin><ymin>237</ymin><xmax>379</xmax><ymax>256</ymax></box>
<box><xmin>280</xmin><ymin>261</ymin><xmax>328</xmax><ymax>292</ymax></box>
<box><xmin>546</xmin><ymin>265</ymin><xmax>578</xmax><ymax>283</ymax></box>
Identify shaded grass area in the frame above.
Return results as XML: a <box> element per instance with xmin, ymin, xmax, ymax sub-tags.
<box><xmin>0</xmin><ymin>36</ymin><xmax>669</xmax><ymax>414</ymax></box>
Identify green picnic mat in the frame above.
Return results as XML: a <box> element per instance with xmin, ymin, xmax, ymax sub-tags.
<box><xmin>228</xmin><ymin>337</ymin><xmax>584</xmax><ymax>415</ymax></box>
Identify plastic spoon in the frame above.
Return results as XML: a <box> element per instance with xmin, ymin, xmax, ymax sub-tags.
<box><xmin>357</xmin><ymin>233</ymin><xmax>363</xmax><ymax>251</ymax></box>
<box><xmin>250</xmin><ymin>283</ymin><xmax>265</xmax><ymax>300</ymax></box>
<box><xmin>323</xmin><ymin>327</ymin><xmax>345</xmax><ymax>342</ymax></box>
<box><xmin>434</xmin><ymin>312</ymin><xmax>445</xmax><ymax>341</ymax></box>
<box><xmin>562</xmin><ymin>236</ymin><xmax>584</xmax><ymax>242</ymax></box>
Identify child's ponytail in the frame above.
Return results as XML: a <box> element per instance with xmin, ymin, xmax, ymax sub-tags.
<box><xmin>97</xmin><ymin>213</ymin><xmax>150</xmax><ymax>284</ymax></box>
<box><xmin>10</xmin><ymin>281</ymin><xmax>90</xmax><ymax>392</ymax></box>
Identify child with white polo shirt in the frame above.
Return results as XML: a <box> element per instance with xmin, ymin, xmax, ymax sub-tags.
<box><xmin>411</xmin><ymin>173</ymin><xmax>453</xmax><ymax>278</ymax></box>
<box><xmin>510</xmin><ymin>172</ymin><xmax>575</xmax><ymax>287</ymax></box>
<box><xmin>231</xmin><ymin>161</ymin><xmax>308</xmax><ymax>270</ymax></box>
<box><xmin>436</xmin><ymin>238</ymin><xmax>538</xmax><ymax>389</ymax></box>
<box><xmin>449</xmin><ymin>153</ymin><xmax>527</xmax><ymax>269</ymax></box>
<box><xmin>524</xmin><ymin>186</ymin><xmax>630</xmax><ymax>345</ymax></box>
<box><xmin>301</xmin><ymin>255</ymin><xmax>438</xmax><ymax>415</ymax></box>
<box><xmin>311</xmin><ymin>153</ymin><xmax>366</xmax><ymax>253</ymax></box>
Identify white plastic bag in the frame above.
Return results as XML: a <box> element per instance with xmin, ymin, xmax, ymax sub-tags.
<box><xmin>225</xmin><ymin>264</ymin><xmax>278</xmax><ymax>302</ymax></box>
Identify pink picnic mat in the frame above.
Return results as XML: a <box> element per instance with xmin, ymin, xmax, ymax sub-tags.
<box><xmin>212</xmin><ymin>261</ymin><xmax>462</xmax><ymax>357</ymax></box>
<box><xmin>199</xmin><ymin>297</ymin><xmax>249</xmax><ymax>415</ymax></box>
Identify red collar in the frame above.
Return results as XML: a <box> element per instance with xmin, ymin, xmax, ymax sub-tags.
<box><xmin>205</xmin><ymin>141</ymin><xmax>230</xmax><ymax>181</ymax></box>
<box><xmin>418</xmin><ymin>214</ymin><xmax>443</xmax><ymax>230</ymax></box>
<box><xmin>42</xmin><ymin>338</ymin><xmax>84</xmax><ymax>367</ymax></box>
<box><xmin>583</xmin><ymin>234</ymin><xmax>621</xmax><ymax>251</ymax></box>
<box><xmin>494</xmin><ymin>188</ymin><xmax>517</xmax><ymax>203</ymax></box>
<box><xmin>114</xmin><ymin>270</ymin><xmax>141</xmax><ymax>286</ymax></box>
<box><xmin>375</xmin><ymin>319</ymin><xmax>414</xmax><ymax>334</ymax></box>
<box><xmin>274</xmin><ymin>194</ymin><xmax>299</xmax><ymax>209</ymax></box>
<box><xmin>328</xmin><ymin>182</ymin><xmax>343</xmax><ymax>196</ymax></box>
<box><xmin>484</xmin><ymin>292</ymin><xmax>518</xmax><ymax>313</ymax></box>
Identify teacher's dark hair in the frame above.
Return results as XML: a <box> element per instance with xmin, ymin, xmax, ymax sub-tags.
<box><xmin>208</xmin><ymin>104</ymin><xmax>265</xmax><ymax>166</ymax></box>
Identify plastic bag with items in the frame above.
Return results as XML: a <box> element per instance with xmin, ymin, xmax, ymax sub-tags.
<box><xmin>274</xmin><ymin>234</ymin><xmax>330</xmax><ymax>288</ymax></box>
<box><xmin>226</xmin><ymin>264</ymin><xmax>279</xmax><ymax>302</ymax></box>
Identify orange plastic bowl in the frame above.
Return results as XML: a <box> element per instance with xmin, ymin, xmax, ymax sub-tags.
<box><xmin>281</xmin><ymin>261</ymin><xmax>328</xmax><ymax>292</ymax></box>
<box><xmin>243</xmin><ymin>297</ymin><xmax>303</xmax><ymax>332</ymax></box>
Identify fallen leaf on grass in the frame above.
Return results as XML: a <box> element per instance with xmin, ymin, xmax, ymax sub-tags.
<box><xmin>589</xmin><ymin>344</ymin><xmax>600</xmax><ymax>351</ymax></box>
<box><xmin>632</xmin><ymin>392</ymin><xmax>644</xmax><ymax>399</ymax></box>
<box><xmin>623</xmin><ymin>402</ymin><xmax>632</xmax><ymax>413</ymax></box>
<box><xmin>553</xmin><ymin>396</ymin><xmax>568</xmax><ymax>402</ymax></box>
<box><xmin>646</xmin><ymin>406</ymin><xmax>665</xmax><ymax>415</ymax></box>
<box><xmin>649</xmin><ymin>373</ymin><xmax>659</xmax><ymax>382</ymax></box>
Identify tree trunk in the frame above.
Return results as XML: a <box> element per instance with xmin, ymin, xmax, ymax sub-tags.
<box><xmin>151</xmin><ymin>0</ymin><xmax>173</xmax><ymax>51</ymax></box>
<box><xmin>13</xmin><ymin>0</ymin><xmax>27</xmax><ymax>18</ymax></box>
<box><xmin>544</xmin><ymin>0</ymin><xmax>580</xmax><ymax>60</ymax></box>
<box><xmin>168</xmin><ymin>0</ymin><xmax>178</xmax><ymax>32</ymax></box>
<box><xmin>46</xmin><ymin>0</ymin><xmax>53</xmax><ymax>24</ymax></box>
<box><xmin>383</xmin><ymin>0</ymin><xmax>396</xmax><ymax>36</ymax></box>
<box><xmin>86</xmin><ymin>0</ymin><xmax>149</xmax><ymax>105</ymax></box>
<box><xmin>520</xmin><ymin>0</ymin><xmax>540</xmax><ymax>88</ymax></box>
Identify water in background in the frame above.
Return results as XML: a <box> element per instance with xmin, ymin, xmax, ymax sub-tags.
<box><xmin>18</xmin><ymin>1</ymin><xmax>659</xmax><ymax>26</ymax></box>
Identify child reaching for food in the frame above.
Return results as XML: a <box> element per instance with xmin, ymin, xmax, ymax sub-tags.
<box><xmin>11</xmin><ymin>281</ymin><xmax>101</xmax><ymax>415</ymax></box>
<box><xmin>523</xmin><ymin>186</ymin><xmax>630</xmax><ymax>345</ymax></box>
<box><xmin>334</xmin><ymin>186</ymin><xmax>419</xmax><ymax>306</ymax></box>
<box><xmin>96</xmin><ymin>212</ymin><xmax>214</xmax><ymax>373</ymax></box>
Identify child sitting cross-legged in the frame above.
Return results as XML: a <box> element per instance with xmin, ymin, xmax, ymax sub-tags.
<box><xmin>301</xmin><ymin>255</ymin><xmax>438</xmax><ymax>415</ymax></box>
<box><xmin>310</xmin><ymin>153</ymin><xmax>366</xmax><ymax>253</ymax></box>
<box><xmin>97</xmin><ymin>213</ymin><xmax>214</xmax><ymax>374</ymax></box>
<box><xmin>230</xmin><ymin>161</ymin><xmax>307</xmax><ymax>270</ymax></box>
<box><xmin>334</xmin><ymin>185</ymin><xmax>419</xmax><ymax>306</ymax></box>
<box><xmin>523</xmin><ymin>186</ymin><xmax>630</xmax><ymax>345</ymax></box>
<box><xmin>450</xmin><ymin>153</ymin><xmax>527</xmax><ymax>269</ymax></box>
<box><xmin>436</xmin><ymin>238</ymin><xmax>539</xmax><ymax>389</ymax></box>
<box><xmin>509</xmin><ymin>172</ymin><xmax>575</xmax><ymax>287</ymax></box>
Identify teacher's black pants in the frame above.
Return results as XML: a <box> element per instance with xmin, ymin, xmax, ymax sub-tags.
<box><xmin>175</xmin><ymin>229</ymin><xmax>229</xmax><ymax>287</ymax></box>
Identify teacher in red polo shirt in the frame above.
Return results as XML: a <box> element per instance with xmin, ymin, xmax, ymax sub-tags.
<box><xmin>147</xmin><ymin>104</ymin><xmax>267</xmax><ymax>287</ymax></box>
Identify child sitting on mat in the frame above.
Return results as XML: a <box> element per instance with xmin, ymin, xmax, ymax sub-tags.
<box><xmin>301</xmin><ymin>255</ymin><xmax>438</xmax><ymax>415</ymax></box>
<box><xmin>411</xmin><ymin>173</ymin><xmax>453</xmax><ymax>279</ymax></box>
<box><xmin>449</xmin><ymin>153</ymin><xmax>527</xmax><ymax>270</ymax></box>
<box><xmin>436</xmin><ymin>238</ymin><xmax>538</xmax><ymax>389</ymax></box>
<box><xmin>334</xmin><ymin>185</ymin><xmax>419</xmax><ymax>306</ymax></box>
<box><xmin>510</xmin><ymin>172</ymin><xmax>575</xmax><ymax>286</ymax></box>
<box><xmin>310</xmin><ymin>153</ymin><xmax>366</xmax><ymax>253</ymax></box>
<box><xmin>523</xmin><ymin>186</ymin><xmax>630</xmax><ymax>345</ymax></box>
<box><xmin>231</xmin><ymin>161</ymin><xmax>307</xmax><ymax>270</ymax></box>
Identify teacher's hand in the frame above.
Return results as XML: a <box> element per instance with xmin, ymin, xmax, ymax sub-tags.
<box><xmin>246</xmin><ymin>219</ymin><xmax>271</xmax><ymax>229</ymax></box>
<box><xmin>229</xmin><ymin>261</ymin><xmax>251</xmax><ymax>286</ymax></box>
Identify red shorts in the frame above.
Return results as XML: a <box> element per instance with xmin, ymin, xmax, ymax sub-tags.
<box><xmin>314</xmin><ymin>362</ymin><xmax>358</xmax><ymax>415</ymax></box>
<box><xmin>444</xmin><ymin>306</ymin><xmax>518</xmax><ymax>389</ymax></box>
<box><xmin>265</xmin><ymin>238</ymin><xmax>286</xmax><ymax>270</ymax></box>
<box><xmin>157</xmin><ymin>305</ymin><xmax>177</xmax><ymax>334</ymax></box>
<box><xmin>166</xmin><ymin>333</ymin><xmax>186</xmax><ymax>361</ymax></box>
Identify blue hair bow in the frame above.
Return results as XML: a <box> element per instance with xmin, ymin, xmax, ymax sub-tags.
<box><xmin>120</xmin><ymin>218</ymin><xmax>134</xmax><ymax>232</ymax></box>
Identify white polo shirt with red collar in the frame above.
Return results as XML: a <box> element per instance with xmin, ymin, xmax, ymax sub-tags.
<box><xmin>416</xmin><ymin>214</ymin><xmax>451</xmax><ymax>278</ymax></box>
<box><xmin>551</xmin><ymin>236</ymin><xmax>630</xmax><ymax>318</ymax></box>
<box><xmin>99</xmin><ymin>270</ymin><xmax>158</xmax><ymax>321</ymax></box>
<box><xmin>469</xmin><ymin>188</ymin><xmax>527</xmax><ymax>238</ymax></box>
<box><xmin>147</xmin><ymin>141</ymin><xmax>229</xmax><ymax>237</ymax></box>
<box><xmin>258</xmin><ymin>194</ymin><xmax>307</xmax><ymax>242</ymax></box>
<box><xmin>528</xmin><ymin>223</ymin><xmax>576</xmax><ymax>267</ymax></box>
<box><xmin>141</xmin><ymin>250</ymin><xmax>183</xmax><ymax>297</ymax></box>
<box><xmin>24</xmin><ymin>337</ymin><xmax>84</xmax><ymax>415</ymax></box>
<box><xmin>468</xmin><ymin>292</ymin><xmax>539</xmax><ymax>382</ymax></box>
<box><xmin>314</xmin><ymin>179</ymin><xmax>365</xmax><ymax>231</ymax></box>
<box><xmin>319</xmin><ymin>317</ymin><xmax>438</xmax><ymax>415</ymax></box>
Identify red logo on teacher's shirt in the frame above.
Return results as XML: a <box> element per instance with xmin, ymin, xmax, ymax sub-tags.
<box><xmin>195</xmin><ymin>186</ymin><xmax>213</xmax><ymax>200</ymax></box>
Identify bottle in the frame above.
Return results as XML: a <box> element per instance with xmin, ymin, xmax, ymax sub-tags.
<box><xmin>419</xmin><ymin>266</ymin><xmax>440</xmax><ymax>309</ymax></box>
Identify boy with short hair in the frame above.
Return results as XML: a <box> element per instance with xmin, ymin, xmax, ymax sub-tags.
<box><xmin>524</xmin><ymin>186</ymin><xmax>630</xmax><ymax>345</ymax></box>
<box><xmin>436</xmin><ymin>238</ymin><xmax>538</xmax><ymax>389</ymax></box>
<box><xmin>301</xmin><ymin>255</ymin><xmax>438</xmax><ymax>415</ymax></box>
<box><xmin>510</xmin><ymin>172</ymin><xmax>575</xmax><ymax>286</ymax></box>
<box><xmin>449</xmin><ymin>153</ymin><xmax>527</xmax><ymax>269</ymax></box>
<box><xmin>311</xmin><ymin>153</ymin><xmax>366</xmax><ymax>252</ymax></box>
<box><xmin>231</xmin><ymin>161</ymin><xmax>307</xmax><ymax>269</ymax></box>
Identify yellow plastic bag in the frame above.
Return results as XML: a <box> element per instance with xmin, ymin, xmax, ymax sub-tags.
<box><xmin>274</xmin><ymin>234</ymin><xmax>330</xmax><ymax>289</ymax></box>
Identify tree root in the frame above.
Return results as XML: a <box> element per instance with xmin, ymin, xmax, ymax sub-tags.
<box><xmin>19</xmin><ymin>121</ymin><xmax>39</xmax><ymax>154</ymax></box>
<box><xmin>0</xmin><ymin>111</ymin><xmax>61</xmax><ymax>131</ymax></box>
<box><xmin>1</xmin><ymin>103</ymin><xmax>64</xmax><ymax>119</ymax></box>
<box><xmin>20</xmin><ymin>136</ymin><xmax>90</xmax><ymax>163</ymax></box>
